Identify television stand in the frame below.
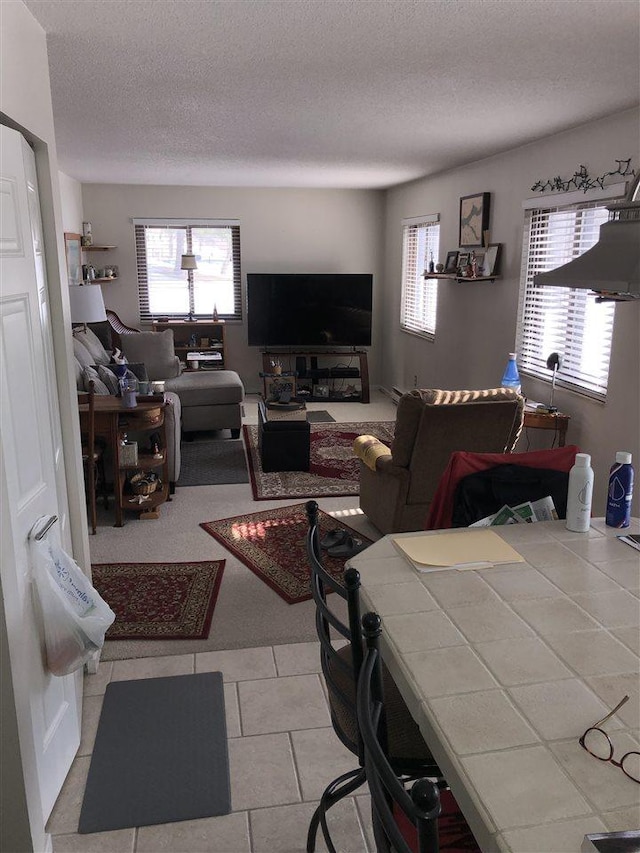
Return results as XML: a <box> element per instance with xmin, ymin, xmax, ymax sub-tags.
<box><xmin>261</xmin><ymin>351</ymin><xmax>370</xmax><ymax>403</ymax></box>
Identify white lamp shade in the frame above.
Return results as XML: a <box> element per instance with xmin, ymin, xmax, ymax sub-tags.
<box><xmin>69</xmin><ymin>285</ymin><xmax>107</xmax><ymax>324</ymax></box>
<box><xmin>180</xmin><ymin>253</ymin><xmax>198</xmax><ymax>270</ymax></box>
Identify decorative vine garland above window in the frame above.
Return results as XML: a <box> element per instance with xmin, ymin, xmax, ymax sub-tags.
<box><xmin>531</xmin><ymin>158</ymin><xmax>635</xmax><ymax>195</ymax></box>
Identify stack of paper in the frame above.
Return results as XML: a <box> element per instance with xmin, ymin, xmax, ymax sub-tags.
<box><xmin>470</xmin><ymin>495</ymin><xmax>558</xmax><ymax>527</ymax></box>
<box><xmin>392</xmin><ymin>529</ymin><xmax>524</xmax><ymax>572</ymax></box>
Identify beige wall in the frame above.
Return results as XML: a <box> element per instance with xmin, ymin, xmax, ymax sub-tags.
<box><xmin>382</xmin><ymin>107</ymin><xmax>640</xmax><ymax>512</ymax></box>
<box><xmin>81</xmin><ymin>185</ymin><xmax>385</xmax><ymax>392</ymax></box>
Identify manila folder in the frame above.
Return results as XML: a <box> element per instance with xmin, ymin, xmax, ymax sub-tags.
<box><xmin>392</xmin><ymin>529</ymin><xmax>524</xmax><ymax>569</ymax></box>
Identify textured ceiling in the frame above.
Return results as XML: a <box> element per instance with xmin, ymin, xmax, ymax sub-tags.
<box><xmin>24</xmin><ymin>0</ymin><xmax>640</xmax><ymax>189</ymax></box>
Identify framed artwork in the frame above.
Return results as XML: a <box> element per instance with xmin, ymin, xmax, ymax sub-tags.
<box><xmin>444</xmin><ymin>250</ymin><xmax>459</xmax><ymax>273</ymax></box>
<box><xmin>473</xmin><ymin>249</ymin><xmax>486</xmax><ymax>275</ymax></box>
<box><xmin>459</xmin><ymin>192</ymin><xmax>490</xmax><ymax>248</ymax></box>
<box><xmin>64</xmin><ymin>232</ymin><xmax>83</xmax><ymax>286</ymax></box>
<box><xmin>484</xmin><ymin>243</ymin><xmax>502</xmax><ymax>276</ymax></box>
<box><xmin>264</xmin><ymin>374</ymin><xmax>297</xmax><ymax>402</ymax></box>
<box><xmin>457</xmin><ymin>252</ymin><xmax>469</xmax><ymax>273</ymax></box>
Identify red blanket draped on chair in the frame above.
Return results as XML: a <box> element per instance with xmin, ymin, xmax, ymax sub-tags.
<box><xmin>425</xmin><ymin>445</ymin><xmax>580</xmax><ymax>530</ymax></box>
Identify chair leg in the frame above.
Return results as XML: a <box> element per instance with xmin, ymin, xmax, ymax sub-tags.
<box><xmin>97</xmin><ymin>456</ymin><xmax>109</xmax><ymax>509</ymax></box>
<box><xmin>82</xmin><ymin>460</ymin><xmax>97</xmax><ymax>535</ymax></box>
<box><xmin>306</xmin><ymin>767</ymin><xmax>366</xmax><ymax>853</ymax></box>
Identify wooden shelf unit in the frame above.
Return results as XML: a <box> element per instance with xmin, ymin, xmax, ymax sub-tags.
<box><xmin>117</xmin><ymin>401</ymin><xmax>170</xmax><ymax>522</ymax></box>
<box><xmin>153</xmin><ymin>320</ymin><xmax>226</xmax><ymax>370</ymax></box>
<box><xmin>261</xmin><ymin>350</ymin><xmax>370</xmax><ymax>403</ymax></box>
<box><xmin>82</xmin><ymin>243</ymin><xmax>118</xmax><ymax>281</ymax></box>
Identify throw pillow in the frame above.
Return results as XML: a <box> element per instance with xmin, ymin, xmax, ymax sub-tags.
<box><xmin>97</xmin><ymin>363</ymin><xmax>149</xmax><ymax>386</ymax></box>
<box><xmin>72</xmin><ymin>336</ymin><xmax>95</xmax><ymax>369</ymax></box>
<box><xmin>74</xmin><ymin>357</ymin><xmax>84</xmax><ymax>391</ymax></box>
<box><xmin>96</xmin><ymin>365</ymin><xmax>120</xmax><ymax>395</ymax></box>
<box><xmin>73</xmin><ymin>326</ymin><xmax>111</xmax><ymax>365</ymax></box>
<box><xmin>82</xmin><ymin>366</ymin><xmax>111</xmax><ymax>395</ymax></box>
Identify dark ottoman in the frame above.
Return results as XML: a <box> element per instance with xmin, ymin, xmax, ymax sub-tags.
<box><xmin>258</xmin><ymin>401</ymin><xmax>310</xmax><ymax>472</ymax></box>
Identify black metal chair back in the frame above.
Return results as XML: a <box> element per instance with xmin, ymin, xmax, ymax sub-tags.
<box><xmin>306</xmin><ymin>499</ymin><xmax>363</xmax><ymax>760</ymax></box>
<box><xmin>358</xmin><ymin>611</ymin><xmax>441</xmax><ymax>853</ymax></box>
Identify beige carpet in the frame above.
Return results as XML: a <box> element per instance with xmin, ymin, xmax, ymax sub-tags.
<box><xmin>93</xmin><ymin>485</ymin><xmax>379</xmax><ymax>660</ymax></box>
<box><xmin>91</xmin><ymin>394</ymin><xmax>394</xmax><ymax>660</ymax></box>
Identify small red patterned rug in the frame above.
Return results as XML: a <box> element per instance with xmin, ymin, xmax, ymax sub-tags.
<box><xmin>243</xmin><ymin>420</ymin><xmax>395</xmax><ymax>500</ymax></box>
<box><xmin>200</xmin><ymin>503</ymin><xmax>373</xmax><ymax>604</ymax></box>
<box><xmin>91</xmin><ymin>561</ymin><xmax>225</xmax><ymax>640</ymax></box>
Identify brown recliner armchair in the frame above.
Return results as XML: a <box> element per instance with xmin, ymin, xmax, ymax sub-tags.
<box><xmin>354</xmin><ymin>388</ymin><xmax>525</xmax><ymax>534</ymax></box>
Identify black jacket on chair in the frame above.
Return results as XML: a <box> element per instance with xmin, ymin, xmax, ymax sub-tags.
<box><xmin>452</xmin><ymin>464</ymin><xmax>570</xmax><ymax>527</ymax></box>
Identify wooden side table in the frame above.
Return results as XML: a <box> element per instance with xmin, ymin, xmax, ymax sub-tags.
<box><xmin>523</xmin><ymin>408</ymin><xmax>570</xmax><ymax>446</ymax></box>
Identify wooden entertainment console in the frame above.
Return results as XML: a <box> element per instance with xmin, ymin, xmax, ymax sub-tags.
<box><xmin>261</xmin><ymin>351</ymin><xmax>370</xmax><ymax>403</ymax></box>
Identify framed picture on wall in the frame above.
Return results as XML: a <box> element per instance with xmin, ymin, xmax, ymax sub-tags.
<box><xmin>459</xmin><ymin>192</ymin><xmax>490</xmax><ymax>248</ymax></box>
<box><xmin>64</xmin><ymin>232</ymin><xmax>83</xmax><ymax>286</ymax></box>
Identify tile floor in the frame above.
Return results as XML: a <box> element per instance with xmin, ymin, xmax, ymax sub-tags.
<box><xmin>47</xmin><ymin>393</ymin><xmax>397</xmax><ymax>852</ymax></box>
<box><xmin>48</xmin><ymin>643</ymin><xmax>374</xmax><ymax>853</ymax></box>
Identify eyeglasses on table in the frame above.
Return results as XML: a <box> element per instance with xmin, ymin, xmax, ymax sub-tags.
<box><xmin>579</xmin><ymin>695</ymin><xmax>639</xmax><ymax>783</ymax></box>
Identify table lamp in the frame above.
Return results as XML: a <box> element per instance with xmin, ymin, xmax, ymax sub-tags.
<box><xmin>181</xmin><ymin>253</ymin><xmax>198</xmax><ymax>321</ymax></box>
<box><xmin>536</xmin><ymin>352</ymin><xmax>561</xmax><ymax>413</ymax></box>
<box><xmin>68</xmin><ymin>284</ymin><xmax>107</xmax><ymax>331</ymax></box>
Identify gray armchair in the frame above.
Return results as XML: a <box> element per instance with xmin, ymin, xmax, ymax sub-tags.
<box><xmin>354</xmin><ymin>388</ymin><xmax>525</xmax><ymax>534</ymax></box>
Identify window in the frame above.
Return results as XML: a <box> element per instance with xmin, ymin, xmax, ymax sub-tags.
<box><xmin>517</xmin><ymin>201</ymin><xmax>615</xmax><ymax>399</ymax></box>
<box><xmin>400</xmin><ymin>215</ymin><xmax>440</xmax><ymax>338</ymax></box>
<box><xmin>134</xmin><ymin>219</ymin><xmax>241</xmax><ymax>321</ymax></box>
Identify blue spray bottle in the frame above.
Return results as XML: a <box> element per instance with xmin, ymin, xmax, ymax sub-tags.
<box><xmin>605</xmin><ymin>451</ymin><xmax>634</xmax><ymax>528</ymax></box>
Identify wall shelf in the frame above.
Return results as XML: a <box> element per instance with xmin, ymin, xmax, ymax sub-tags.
<box><xmin>423</xmin><ymin>273</ymin><xmax>501</xmax><ymax>283</ymax></box>
<box><xmin>82</xmin><ymin>245</ymin><xmax>117</xmax><ymax>251</ymax></box>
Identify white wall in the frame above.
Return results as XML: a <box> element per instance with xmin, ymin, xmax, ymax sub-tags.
<box><xmin>0</xmin><ymin>6</ymin><xmax>89</xmax><ymax>851</ymax></box>
<box><xmin>81</xmin><ymin>185</ymin><xmax>385</xmax><ymax>392</ymax></box>
<box><xmin>58</xmin><ymin>171</ymin><xmax>84</xmax><ymax>233</ymax></box>
<box><xmin>382</xmin><ymin>108</ymin><xmax>640</xmax><ymax>512</ymax></box>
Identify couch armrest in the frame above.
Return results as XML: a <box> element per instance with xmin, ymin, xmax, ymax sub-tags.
<box><xmin>353</xmin><ymin>435</ymin><xmax>392</xmax><ymax>471</ymax></box>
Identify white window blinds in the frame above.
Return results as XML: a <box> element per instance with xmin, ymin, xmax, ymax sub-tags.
<box><xmin>134</xmin><ymin>220</ymin><xmax>242</xmax><ymax>322</ymax></box>
<box><xmin>517</xmin><ymin>201</ymin><xmax>615</xmax><ymax>399</ymax></box>
<box><xmin>401</xmin><ymin>216</ymin><xmax>440</xmax><ymax>338</ymax></box>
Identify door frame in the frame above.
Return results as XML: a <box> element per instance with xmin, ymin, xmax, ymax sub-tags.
<box><xmin>0</xmin><ymin>119</ymin><xmax>91</xmax><ymax>851</ymax></box>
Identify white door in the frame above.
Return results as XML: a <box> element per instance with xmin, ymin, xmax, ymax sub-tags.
<box><xmin>0</xmin><ymin>126</ymin><xmax>82</xmax><ymax>847</ymax></box>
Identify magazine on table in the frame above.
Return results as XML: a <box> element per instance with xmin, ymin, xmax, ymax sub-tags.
<box><xmin>470</xmin><ymin>495</ymin><xmax>558</xmax><ymax>527</ymax></box>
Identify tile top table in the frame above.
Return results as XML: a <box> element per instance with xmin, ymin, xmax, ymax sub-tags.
<box><xmin>348</xmin><ymin>518</ymin><xmax>640</xmax><ymax>853</ymax></box>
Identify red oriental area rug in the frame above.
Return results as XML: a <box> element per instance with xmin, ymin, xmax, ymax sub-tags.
<box><xmin>200</xmin><ymin>503</ymin><xmax>373</xmax><ymax>604</ymax></box>
<box><xmin>243</xmin><ymin>420</ymin><xmax>395</xmax><ymax>500</ymax></box>
<box><xmin>91</xmin><ymin>560</ymin><xmax>225</xmax><ymax>640</ymax></box>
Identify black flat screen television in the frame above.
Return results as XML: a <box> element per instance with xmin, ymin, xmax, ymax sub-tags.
<box><xmin>247</xmin><ymin>273</ymin><xmax>373</xmax><ymax>347</ymax></box>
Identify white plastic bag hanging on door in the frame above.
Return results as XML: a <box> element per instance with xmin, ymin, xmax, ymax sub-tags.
<box><xmin>31</xmin><ymin>538</ymin><xmax>115</xmax><ymax>676</ymax></box>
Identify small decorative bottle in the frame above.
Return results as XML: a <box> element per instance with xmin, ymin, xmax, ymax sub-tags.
<box><xmin>428</xmin><ymin>252</ymin><xmax>435</xmax><ymax>274</ymax></box>
<box><xmin>606</xmin><ymin>451</ymin><xmax>634</xmax><ymax>528</ymax></box>
<box><xmin>213</xmin><ymin>304</ymin><xmax>219</xmax><ymax>322</ymax></box>
<box><xmin>500</xmin><ymin>353</ymin><xmax>521</xmax><ymax>393</ymax></box>
<box><xmin>566</xmin><ymin>453</ymin><xmax>594</xmax><ymax>532</ymax></box>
